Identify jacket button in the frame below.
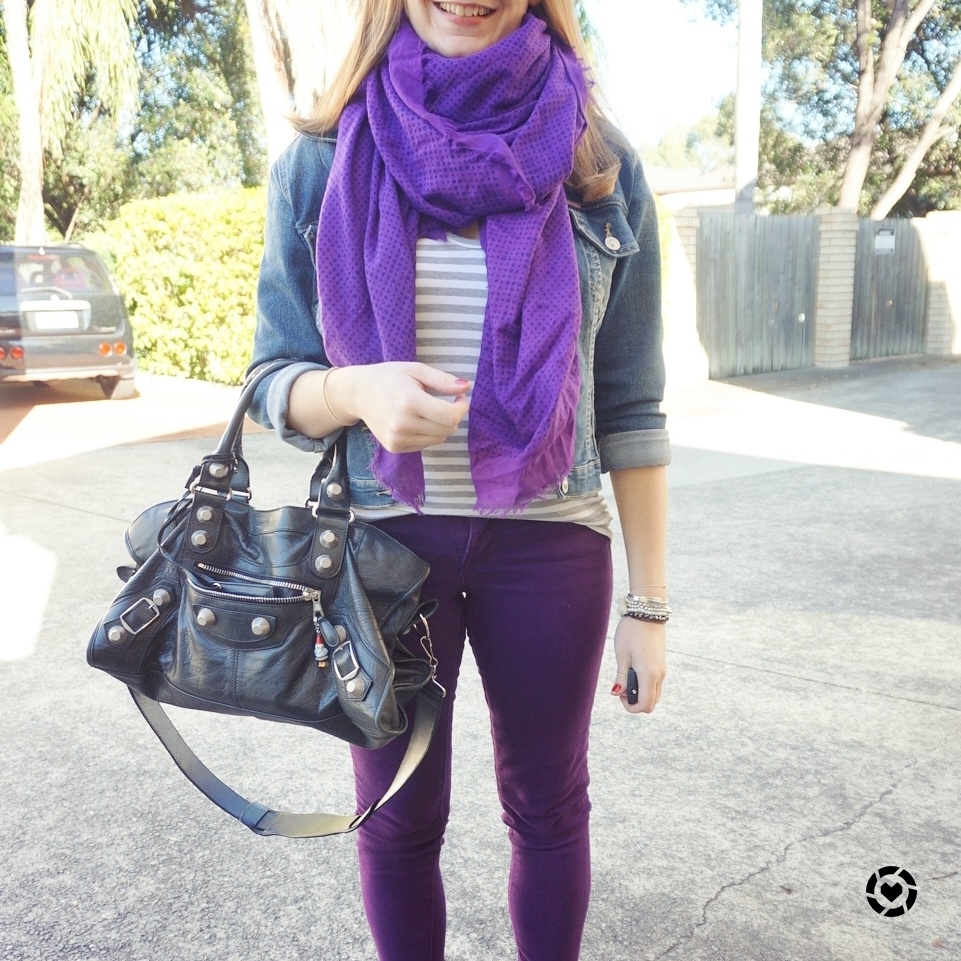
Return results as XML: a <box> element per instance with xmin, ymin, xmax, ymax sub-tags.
<box><xmin>561</xmin><ymin>478</ymin><xmax>570</xmax><ymax>494</ymax></box>
<box><xmin>605</xmin><ymin>236</ymin><xmax>621</xmax><ymax>251</ymax></box>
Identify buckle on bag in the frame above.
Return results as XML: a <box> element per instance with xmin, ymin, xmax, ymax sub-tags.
<box><xmin>187</xmin><ymin>482</ymin><xmax>251</xmax><ymax>501</ymax></box>
<box><xmin>120</xmin><ymin>597</ymin><xmax>161</xmax><ymax>635</ymax></box>
<box><xmin>332</xmin><ymin>641</ymin><xmax>360</xmax><ymax>682</ymax></box>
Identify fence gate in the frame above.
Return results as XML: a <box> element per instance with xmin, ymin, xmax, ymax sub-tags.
<box><xmin>697</xmin><ymin>213</ymin><xmax>819</xmax><ymax>378</ymax></box>
<box><xmin>851</xmin><ymin>220</ymin><xmax>928</xmax><ymax>361</ymax></box>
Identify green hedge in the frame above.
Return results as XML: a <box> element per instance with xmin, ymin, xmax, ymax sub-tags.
<box><xmin>84</xmin><ymin>187</ymin><xmax>266</xmax><ymax>385</ymax></box>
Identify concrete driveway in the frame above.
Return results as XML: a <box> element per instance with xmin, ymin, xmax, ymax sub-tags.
<box><xmin>1</xmin><ymin>357</ymin><xmax>959</xmax><ymax>960</ymax></box>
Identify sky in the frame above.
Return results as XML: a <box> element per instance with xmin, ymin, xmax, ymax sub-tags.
<box><xmin>580</xmin><ymin>0</ymin><xmax>739</xmax><ymax>150</ymax></box>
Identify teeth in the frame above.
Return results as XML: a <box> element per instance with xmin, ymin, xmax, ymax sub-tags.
<box><xmin>438</xmin><ymin>2</ymin><xmax>491</xmax><ymax>16</ymax></box>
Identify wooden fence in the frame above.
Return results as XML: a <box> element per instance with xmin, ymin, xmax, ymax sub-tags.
<box><xmin>851</xmin><ymin>219</ymin><xmax>928</xmax><ymax>361</ymax></box>
<box><xmin>696</xmin><ymin>212</ymin><xmax>819</xmax><ymax>378</ymax></box>
<box><xmin>695</xmin><ymin>212</ymin><xmax>930</xmax><ymax>377</ymax></box>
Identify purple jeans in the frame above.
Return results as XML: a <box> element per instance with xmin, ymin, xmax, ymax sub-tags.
<box><xmin>350</xmin><ymin>515</ymin><xmax>613</xmax><ymax>961</ymax></box>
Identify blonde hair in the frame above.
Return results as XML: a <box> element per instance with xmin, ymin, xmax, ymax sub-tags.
<box><xmin>297</xmin><ymin>0</ymin><xmax>620</xmax><ymax>201</ymax></box>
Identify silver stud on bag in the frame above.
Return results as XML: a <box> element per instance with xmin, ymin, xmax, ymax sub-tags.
<box><xmin>319</xmin><ymin>530</ymin><xmax>338</xmax><ymax>548</ymax></box>
<box><xmin>196</xmin><ymin>608</ymin><xmax>216</xmax><ymax>627</ymax></box>
<box><xmin>107</xmin><ymin>626</ymin><xmax>126</xmax><ymax>644</ymax></box>
<box><xmin>191</xmin><ymin>530</ymin><xmax>208</xmax><ymax>548</ymax></box>
<box><xmin>335</xmin><ymin>624</ymin><xmax>347</xmax><ymax>642</ymax></box>
<box><xmin>315</xmin><ymin>555</ymin><xmax>333</xmax><ymax>572</ymax></box>
<box><xmin>345</xmin><ymin>679</ymin><xmax>358</xmax><ymax>694</ymax></box>
<box><xmin>196</xmin><ymin>506</ymin><xmax>214</xmax><ymax>522</ymax></box>
<box><xmin>152</xmin><ymin>588</ymin><xmax>171</xmax><ymax>607</ymax></box>
<box><xmin>251</xmin><ymin>617</ymin><xmax>271</xmax><ymax>637</ymax></box>
<box><xmin>327</xmin><ymin>482</ymin><xmax>344</xmax><ymax>500</ymax></box>
<box><xmin>209</xmin><ymin>463</ymin><xmax>229</xmax><ymax>479</ymax></box>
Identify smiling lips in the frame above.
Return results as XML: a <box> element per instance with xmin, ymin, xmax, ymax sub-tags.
<box><xmin>437</xmin><ymin>2</ymin><xmax>492</xmax><ymax>16</ymax></box>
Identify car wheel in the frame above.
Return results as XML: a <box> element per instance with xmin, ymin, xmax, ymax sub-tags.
<box><xmin>100</xmin><ymin>376</ymin><xmax>138</xmax><ymax>400</ymax></box>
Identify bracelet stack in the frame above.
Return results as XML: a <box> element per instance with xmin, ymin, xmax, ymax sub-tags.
<box><xmin>621</xmin><ymin>593</ymin><xmax>672</xmax><ymax>623</ymax></box>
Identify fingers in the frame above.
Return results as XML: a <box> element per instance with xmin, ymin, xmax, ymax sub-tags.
<box><xmin>407</xmin><ymin>386</ymin><xmax>469</xmax><ymax>432</ymax></box>
<box><xmin>613</xmin><ymin>669</ymin><xmax>660</xmax><ymax>714</ymax></box>
<box><xmin>413</xmin><ymin>364</ymin><xmax>472</xmax><ymax>399</ymax></box>
<box><xmin>360</xmin><ymin>363</ymin><xmax>471</xmax><ymax>453</ymax></box>
<box><xmin>611</xmin><ymin>616</ymin><xmax>667</xmax><ymax>715</ymax></box>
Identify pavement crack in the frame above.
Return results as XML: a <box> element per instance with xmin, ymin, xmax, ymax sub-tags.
<box><xmin>668</xmin><ymin>649</ymin><xmax>961</xmax><ymax>714</ymax></box>
<box><xmin>650</xmin><ymin>756</ymin><xmax>923</xmax><ymax>960</ymax></box>
<box><xmin>0</xmin><ymin>487</ymin><xmax>133</xmax><ymax>523</ymax></box>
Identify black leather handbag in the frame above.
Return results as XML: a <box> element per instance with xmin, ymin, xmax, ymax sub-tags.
<box><xmin>87</xmin><ymin>360</ymin><xmax>444</xmax><ymax>838</ymax></box>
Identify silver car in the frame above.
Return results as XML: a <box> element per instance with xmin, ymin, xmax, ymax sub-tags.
<box><xmin>0</xmin><ymin>244</ymin><xmax>137</xmax><ymax>399</ymax></box>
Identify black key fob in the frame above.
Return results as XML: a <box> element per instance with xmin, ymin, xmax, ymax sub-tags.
<box><xmin>627</xmin><ymin>668</ymin><xmax>639</xmax><ymax>705</ymax></box>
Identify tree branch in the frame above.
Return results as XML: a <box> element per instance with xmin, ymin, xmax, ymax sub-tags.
<box><xmin>870</xmin><ymin>53</ymin><xmax>961</xmax><ymax>218</ymax></box>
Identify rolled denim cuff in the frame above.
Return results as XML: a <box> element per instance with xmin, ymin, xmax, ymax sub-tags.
<box><xmin>265</xmin><ymin>361</ymin><xmax>337</xmax><ymax>453</ymax></box>
<box><xmin>598</xmin><ymin>429</ymin><xmax>672</xmax><ymax>472</ymax></box>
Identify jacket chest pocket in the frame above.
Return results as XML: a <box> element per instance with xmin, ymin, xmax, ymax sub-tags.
<box><xmin>569</xmin><ymin>202</ymin><xmax>638</xmax><ymax>260</ymax></box>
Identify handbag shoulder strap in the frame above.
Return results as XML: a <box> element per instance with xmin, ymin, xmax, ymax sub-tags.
<box><xmin>129</xmin><ymin>681</ymin><xmax>444</xmax><ymax>839</ymax></box>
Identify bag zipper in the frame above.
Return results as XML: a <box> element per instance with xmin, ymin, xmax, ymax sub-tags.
<box><xmin>193</xmin><ymin>563</ymin><xmax>332</xmax><ymax>668</ymax></box>
<box><xmin>195</xmin><ymin>562</ymin><xmax>315</xmax><ymax>596</ymax></box>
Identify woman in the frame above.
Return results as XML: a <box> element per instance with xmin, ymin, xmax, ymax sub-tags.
<box><xmin>249</xmin><ymin>2</ymin><xmax>669</xmax><ymax>958</ymax></box>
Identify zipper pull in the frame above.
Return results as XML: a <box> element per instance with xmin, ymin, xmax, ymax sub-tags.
<box><xmin>309</xmin><ymin>591</ymin><xmax>330</xmax><ymax>668</ymax></box>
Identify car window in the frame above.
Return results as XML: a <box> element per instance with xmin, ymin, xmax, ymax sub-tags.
<box><xmin>0</xmin><ymin>252</ymin><xmax>16</xmax><ymax>296</ymax></box>
<box><xmin>13</xmin><ymin>250</ymin><xmax>112</xmax><ymax>296</ymax></box>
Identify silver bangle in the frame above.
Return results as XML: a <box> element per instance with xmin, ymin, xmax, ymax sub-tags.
<box><xmin>621</xmin><ymin>593</ymin><xmax>671</xmax><ymax>623</ymax></box>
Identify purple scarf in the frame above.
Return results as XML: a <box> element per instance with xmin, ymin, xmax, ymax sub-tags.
<box><xmin>316</xmin><ymin>15</ymin><xmax>587</xmax><ymax>512</ymax></box>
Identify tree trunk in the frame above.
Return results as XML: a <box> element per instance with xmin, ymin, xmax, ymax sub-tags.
<box><xmin>244</xmin><ymin>0</ymin><xmax>297</xmax><ymax>165</ymax></box>
<box><xmin>280</xmin><ymin>0</ymin><xmax>356</xmax><ymax>117</ymax></box>
<box><xmin>4</xmin><ymin>0</ymin><xmax>47</xmax><ymax>244</ymax></box>
<box><xmin>734</xmin><ymin>0</ymin><xmax>763</xmax><ymax>213</ymax></box>
<box><xmin>836</xmin><ymin>0</ymin><xmax>938</xmax><ymax>211</ymax></box>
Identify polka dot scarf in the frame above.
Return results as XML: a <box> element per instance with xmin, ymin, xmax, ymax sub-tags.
<box><xmin>316</xmin><ymin>14</ymin><xmax>587</xmax><ymax>512</ymax></box>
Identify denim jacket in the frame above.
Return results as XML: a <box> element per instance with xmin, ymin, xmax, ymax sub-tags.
<box><xmin>248</xmin><ymin>132</ymin><xmax>670</xmax><ymax>508</ymax></box>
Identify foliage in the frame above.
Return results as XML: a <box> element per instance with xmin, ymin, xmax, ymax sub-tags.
<box><xmin>134</xmin><ymin>0</ymin><xmax>265</xmax><ymax>193</ymax></box>
<box><xmin>0</xmin><ymin>29</ymin><xmax>19</xmax><ymax>241</ymax></box>
<box><xmin>0</xmin><ymin>0</ymin><xmax>266</xmax><ymax>242</ymax></box>
<box><xmin>82</xmin><ymin>187</ymin><xmax>266</xmax><ymax>384</ymax></box>
<box><xmin>643</xmin><ymin>96</ymin><xmax>735</xmax><ymax>172</ymax></box>
<box><xmin>684</xmin><ymin>0</ymin><xmax>961</xmax><ymax>214</ymax></box>
<box><xmin>30</xmin><ymin>0</ymin><xmax>140</xmax><ymax>152</ymax></box>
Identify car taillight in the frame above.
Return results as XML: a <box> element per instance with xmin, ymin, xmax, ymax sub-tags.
<box><xmin>98</xmin><ymin>342</ymin><xmax>112</xmax><ymax>356</ymax></box>
<box><xmin>11</xmin><ymin>346</ymin><xmax>24</xmax><ymax>360</ymax></box>
<box><xmin>114</xmin><ymin>342</ymin><xmax>127</xmax><ymax>355</ymax></box>
<box><xmin>0</xmin><ymin>347</ymin><xmax>6</xmax><ymax>360</ymax></box>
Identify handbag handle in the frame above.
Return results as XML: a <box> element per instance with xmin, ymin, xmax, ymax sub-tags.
<box><xmin>130</xmin><ymin>359</ymin><xmax>445</xmax><ymax>837</ymax></box>
<box><xmin>130</xmin><ymin>681</ymin><xmax>445</xmax><ymax>838</ymax></box>
<box><xmin>189</xmin><ymin>358</ymin><xmax>346</xmax><ymax>503</ymax></box>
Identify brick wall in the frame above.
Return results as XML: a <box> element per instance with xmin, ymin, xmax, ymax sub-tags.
<box><xmin>813</xmin><ymin>211</ymin><xmax>859</xmax><ymax>368</ymax></box>
<box><xmin>913</xmin><ymin>212</ymin><xmax>961</xmax><ymax>356</ymax></box>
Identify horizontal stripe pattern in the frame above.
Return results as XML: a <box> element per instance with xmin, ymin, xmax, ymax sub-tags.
<box><xmin>353</xmin><ymin>234</ymin><xmax>612</xmax><ymax>538</ymax></box>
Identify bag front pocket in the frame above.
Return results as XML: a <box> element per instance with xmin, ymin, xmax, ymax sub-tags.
<box><xmin>169</xmin><ymin>572</ymin><xmax>339</xmax><ymax>723</ymax></box>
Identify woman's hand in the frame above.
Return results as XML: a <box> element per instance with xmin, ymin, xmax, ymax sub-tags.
<box><xmin>288</xmin><ymin>362</ymin><xmax>470</xmax><ymax>451</ymax></box>
<box><xmin>611</xmin><ymin>615</ymin><xmax>667</xmax><ymax>714</ymax></box>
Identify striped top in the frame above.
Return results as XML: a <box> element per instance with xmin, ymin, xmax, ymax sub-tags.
<box><xmin>352</xmin><ymin>233</ymin><xmax>612</xmax><ymax>538</ymax></box>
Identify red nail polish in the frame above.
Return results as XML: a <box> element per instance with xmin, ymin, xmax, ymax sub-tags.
<box><xmin>611</xmin><ymin>683</ymin><xmax>623</xmax><ymax>695</ymax></box>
